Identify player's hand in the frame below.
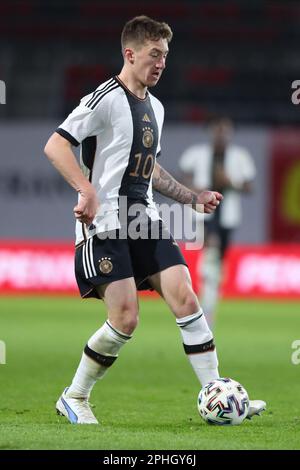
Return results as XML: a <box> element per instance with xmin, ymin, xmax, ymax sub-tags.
<box><xmin>194</xmin><ymin>190</ymin><xmax>223</xmax><ymax>214</ymax></box>
<box><xmin>73</xmin><ymin>186</ymin><xmax>99</xmax><ymax>226</ymax></box>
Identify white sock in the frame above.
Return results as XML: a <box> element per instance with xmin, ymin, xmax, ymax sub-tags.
<box><xmin>176</xmin><ymin>310</ymin><xmax>219</xmax><ymax>387</ymax></box>
<box><xmin>200</xmin><ymin>247</ymin><xmax>221</xmax><ymax>330</ymax></box>
<box><xmin>67</xmin><ymin>320</ymin><xmax>132</xmax><ymax>398</ymax></box>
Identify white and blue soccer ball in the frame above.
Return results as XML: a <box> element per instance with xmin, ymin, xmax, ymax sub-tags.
<box><xmin>197</xmin><ymin>377</ymin><xmax>249</xmax><ymax>425</ymax></box>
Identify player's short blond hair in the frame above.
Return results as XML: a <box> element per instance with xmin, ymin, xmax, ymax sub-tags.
<box><xmin>121</xmin><ymin>15</ymin><xmax>173</xmax><ymax>51</ymax></box>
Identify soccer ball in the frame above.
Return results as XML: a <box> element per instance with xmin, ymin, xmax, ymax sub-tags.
<box><xmin>197</xmin><ymin>377</ymin><xmax>249</xmax><ymax>425</ymax></box>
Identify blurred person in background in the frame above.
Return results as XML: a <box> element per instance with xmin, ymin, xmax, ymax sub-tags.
<box><xmin>179</xmin><ymin>117</ymin><xmax>256</xmax><ymax>329</ymax></box>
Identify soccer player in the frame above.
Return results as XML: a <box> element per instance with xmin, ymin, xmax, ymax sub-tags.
<box><xmin>179</xmin><ymin>117</ymin><xmax>256</xmax><ymax>329</ymax></box>
<box><xmin>44</xmin><ymin>16</ymin><xmax>265</xmax><ymax>424</ymax></box>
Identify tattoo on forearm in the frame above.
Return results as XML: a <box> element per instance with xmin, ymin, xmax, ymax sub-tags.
<box><xmin>152</xmin><ymin>164</ymin><xmax>197</xmax><ymax>206</ymax></box>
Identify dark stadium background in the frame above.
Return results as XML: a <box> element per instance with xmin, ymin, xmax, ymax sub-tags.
<box><xmin>1</xmin><ymin>0</ymin><xmax>299</xmax><ymax>295</ymax></box>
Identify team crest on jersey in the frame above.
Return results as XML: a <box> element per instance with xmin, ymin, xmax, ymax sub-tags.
<box><xmin>142</xmin><ymin>127</ymin><xmax>154</xmax><ymax>148</ymax></box>
<box><xmin>99</xmin><ymin>257</ymin><xmax>113</xmax><ymax>274</ymax></box>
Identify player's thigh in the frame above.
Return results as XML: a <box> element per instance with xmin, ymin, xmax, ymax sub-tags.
<box><xmin>148</xmin><ymin>265</ymin><xmax>199</xmax><ymax>318</ymax></box>
<box><xmin>96</xmin><ymin>277</ymin><xmax>139</xmax><ymax>333</ymax></box>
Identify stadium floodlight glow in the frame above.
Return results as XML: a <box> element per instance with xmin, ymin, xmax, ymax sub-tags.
<box><xmin>0</xmin><ymin>80</ymin><xmax>6</xmax><ymax>104</ymax></box>
<box><xmin>0</xmin><ymin>340</ymin><xmax>6</xmax><ymax>364</ymax></box>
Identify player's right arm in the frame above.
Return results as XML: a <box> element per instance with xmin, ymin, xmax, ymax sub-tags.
<box><xmin>152</xmin><ymin>162</ymin><xmax>223</xmax><ymax>214</ymax></box>
<box><xmin>44</xmin><ymin>132</ymin><xmax>98</xmax><ymax>226</ymax></box>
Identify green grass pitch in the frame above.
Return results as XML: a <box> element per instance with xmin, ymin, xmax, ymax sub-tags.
<box><xmin>0</xmin><ymin>296</ymin><xmax>300</xmax><ymax>450</ymax></box>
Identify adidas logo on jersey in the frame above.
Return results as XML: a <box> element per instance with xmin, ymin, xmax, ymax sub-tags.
<box><xmin>142</xmin><ymin>113</ymin><xmax>151</xmax><ymax>122</ymax></box>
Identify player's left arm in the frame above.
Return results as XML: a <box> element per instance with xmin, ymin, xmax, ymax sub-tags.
<box><xmin>152</xmin><ymin>162</ymin><xmax>223</xmax><ymax>214</ymax></box>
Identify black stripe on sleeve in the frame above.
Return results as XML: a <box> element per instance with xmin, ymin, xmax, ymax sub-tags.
<box><xmin>89</xmin><ymin>83</ymin><xmax>119</xmax><ymax>110</ymax></box>
<box><xmin>85</xmin><ymin>78</ymin><xmax>115</xmax><ymax>108</ymax></box>
<box><xmin>56</xmin><ymin>128</ymin><xmax>80</xmax><ymax>147</ymax></box>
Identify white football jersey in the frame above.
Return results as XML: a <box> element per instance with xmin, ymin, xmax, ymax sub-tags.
<box><xmin>179</xmin><ymin>143</ymin><xmax>256</xmax><ymax>229</ymax></box>
<box><xmin>57</xmin><ymin>77</ymin><xmax>164</xmax><ymax>244</ymax></box>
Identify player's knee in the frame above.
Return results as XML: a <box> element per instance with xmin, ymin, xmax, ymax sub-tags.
<box><xmin>183</xmin><ymin>292</ymin><xmax>199</xmax><ymax>316</ymax></box>
<box><xmin>173</xmin><ymin>288</ymin><xmax>199</xmax><ymax>317</ymax></box>
<box><xmin>116</xmin><ymin>303</ymin><xmax>139</xmax><ymax>335</ymax></box>
<box><xmin>120</xmin><ymin>315</ymin><xmax>139</xmax><ymax>335</ymax></box>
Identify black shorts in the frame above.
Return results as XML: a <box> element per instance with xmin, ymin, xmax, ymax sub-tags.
<box><xmin>205</xmin><ymin>214</ymin><xmax>233</xmax><ymax>259</ymax></box>
<box><xmin>75</xmin><ymin>220</ymin><xmax>187</xmax><ymax>299</ymax></box>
